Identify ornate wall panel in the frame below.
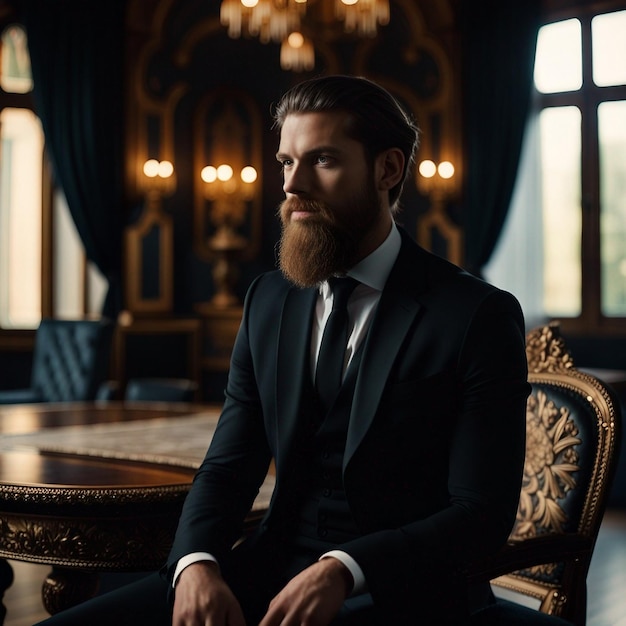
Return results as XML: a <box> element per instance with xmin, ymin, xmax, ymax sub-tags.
<box><xmin>353</xmin><ymin>0</ymin><xmax>463</xmax><ymax>263</ymax></box>
<box><xmin>124</xmin><ymin>0</ymin><xmax>463</xmax><ymax>397</ymax></box>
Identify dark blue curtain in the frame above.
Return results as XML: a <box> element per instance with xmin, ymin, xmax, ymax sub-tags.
<box><xmin>461</xmin><ymin>0</ymin><xmax>541</xmax><ymax>276</ymax></box>
<box><xmin>19</xmin><ymin>0</ymin><xmax>126</xmax><ymax>318</ymax></box>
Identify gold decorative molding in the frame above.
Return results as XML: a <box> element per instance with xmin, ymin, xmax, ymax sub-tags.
<box><xmin>0</xmin><ymin>510</ymin><xmax>182</xmax><ymax>570</ymax></box>
<box><xmin>417</xmin><ymin>189</ymin><xmax>463</xmax><ymax>266</ymax></box>
<box><xmin>42</xmin><ymin>569</ymin><xmax>99</xmax><ymax>615</ymax></box>
<box><xmin>356</xmin><ymin>0</ymin><xmax>463</xmax><ymax>264</ymax></box>
<box><xmin>124</xmin><ymin>191</ymin><xmax>174</xmax><ymax>314</ymax></box>
<box><xmin>525</xmin><ymin>323</ymin><xmax>575</xmax><ymax>375</ymax></box>
<box><xmin>487</xmin><ymin>323</ymin><xmax>621</xmax><ymax>620</ymax></box>
<box><xmin>192</xmin><ymin>88</ymin><xmax>263</xmax><ymax>308</ymax></box>
<box><xmin>127</xmin><ymin>0</ymin><xmax>187</xmax><ymax>200</ymax></box>
<box><xmin>0</xmin><ymin>504</ymin><xmax>183</xmax><ymax>615</ymax></box>
<box><xmin>0</xmin><ymin>482</ymin><xmax>190</xmax><ymax>507</ymax></box>
<box><xmin>522</xmin><ymin>323</ymin><xmax>619</xmax><ymax>540</ymax></box>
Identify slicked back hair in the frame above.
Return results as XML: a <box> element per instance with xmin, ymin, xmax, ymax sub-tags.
<box><xmin>273</xmin><ymin>75</ymin><xmax>420</xmax><ymax>211</ymax></box>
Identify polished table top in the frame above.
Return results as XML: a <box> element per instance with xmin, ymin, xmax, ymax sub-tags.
<box><xmin>0</xmin><ymin>401</ymin><xmax>217</xmax><ymax>434</ymax></box>
<box><xmin>0</xmin><ymin>402</ymin><xmax>218</xmax><ymax>489</ymax></box>
<box><xmin>0</xmin><ymin>402</ymin><xmax>270</xmax><ymax>615</ymax></box>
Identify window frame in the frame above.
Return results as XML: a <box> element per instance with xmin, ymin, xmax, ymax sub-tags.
<box><xmin>0</xmin><ymin>15</ymin><xmax>119</xmax><ymax>348</ymax></box>
<box><xmin>538</xmin><ymin>0</ymin><xmax>626</xmax><ymax>335</ymax></box>
<box><xmin>0</xmin><ymin>18</ymin><xmax>75</xmax><ymax>348</ymax></box>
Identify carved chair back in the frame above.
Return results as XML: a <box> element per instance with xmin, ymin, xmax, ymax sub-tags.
<box><xmin>487</xmin><ymin>323</ymin><xmax>621</xmax><ymax>624</ymax></box>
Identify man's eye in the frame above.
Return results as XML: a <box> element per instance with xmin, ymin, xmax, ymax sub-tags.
<box><xmin>280</xmin><ymin>159</ymin><xmax>293</xmax><ymax>169</ymax></box>
<box><xmin>316</xmin><ymin>155</ymin><xmax>330</xmax><ymax>165</ymax></box>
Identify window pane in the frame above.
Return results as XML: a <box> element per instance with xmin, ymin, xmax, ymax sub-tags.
<box><xmin>53</xmin><ymin>190</ymin><xmax>85</xmax><ymax>319</ymax></box>
<box><xmin>535</xmin><ymin>19</ymin><xmax>582</xmax><ymax>94</ymax></box>
<box><xmin>0</xmin><ymin>108</ymin><xmax>43</xmax><ymax>328</ymax></box>
<box><xmin>592</xmin><ymin>11</ymin><xmax>626</xmax><ymax>87</ymax></box>
<box><xmin>52</xmin><ymin>190</ymin><xmax>108</xmax><ymax>318</ymax></box>
<box><xmin>540</xmin><ymin>106</ymin><xmax>582</xmax><ymax>317</ymax></box>
<box><xmin>599</xmin><ymin>101</ymin><xmax>626</xmax><ymax>316</ymax></box>
<box><xmin>86</xmin><ymin>261</ymin><xmax>107</xmax><ymax>315</ymax></box>
<box><xmin>0</xmin><ymin>25</ymin><xmax>33</xmax><ymax>94</ymax></box>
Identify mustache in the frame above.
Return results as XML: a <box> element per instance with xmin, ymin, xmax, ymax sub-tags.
<box><xmin>279</xmin><ymin>197</ymin><xmax>330</xmax><ymax>221</ymax></box>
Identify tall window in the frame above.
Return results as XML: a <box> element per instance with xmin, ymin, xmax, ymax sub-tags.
<box><xmin>0</xmin><ymin>23</ymin><xmax>106</xmax><ymax>331</ymax></box>
<box><xmin>486</xmin><ymin>3</ymin><xmax>626</xmax><ymax>334</ymax></box>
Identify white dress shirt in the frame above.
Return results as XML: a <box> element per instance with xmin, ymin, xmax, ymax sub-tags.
<box><xmin>174</xmin><ymin>223</ymin><xmax>402</xmax><ymax>596</ymax></box>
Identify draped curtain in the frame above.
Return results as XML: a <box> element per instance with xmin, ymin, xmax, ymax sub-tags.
<box><xmin>19</xmin><ymin>0</ymin><xmax>126</xmax><ymax>318</ymax></box>
<box><xmin>461</xmin><ymin>0</ymin><xmax>542</xmax><ymax>276</ymax></box>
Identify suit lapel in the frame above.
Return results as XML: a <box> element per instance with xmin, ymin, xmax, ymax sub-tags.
<box><xmin>275</xmin><ymin>285</ymin><xmax>317</xmax><ymax>461</ymax></box>
<box><xmin>271</xmin><ymin>230</ymin><xmax>428</xmax><ymax>470</ymax></box>
<box><xmin>344</xmin><ymin>234</ymin><xmax>425</xmax><ymax>469</ymax></box>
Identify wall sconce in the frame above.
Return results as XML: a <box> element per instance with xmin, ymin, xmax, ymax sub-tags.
<box><xmin>123</xmin><ymin>159</ymin><xmax>176</xmax><ymax>315</ymax></box>
<box><xmin>417</xmin><ymin>159</ymin><xmax>455</xmax><ymax>196</ymax></box>
<box><xmin>193</xmin><ymin>92</ymin><xmax>263</xmax><ymax>311</ymax></box>
<box><xmin>417</xmin><ymin>159</ymin><xmax>463</xmax><ymax>266</ymax></box>
<box><xmin>201</xmin><ymin>163</ymin><xmax>257</xmax><ymax>239</ymax></box>
<box><xmin>200</xmin><ymin>162</ymin><xmax>259</xmax><ymax>308</ymax></box>
<box><xmin>141</xmin><ymin>159</ymin><xmax>176</xmax><ymax>199</ymax></box>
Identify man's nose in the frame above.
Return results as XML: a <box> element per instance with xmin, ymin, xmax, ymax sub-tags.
<box><xmin>283</xmin><ymin>163</ymin><xmax>308</xmax><ymax>195</ymax></box>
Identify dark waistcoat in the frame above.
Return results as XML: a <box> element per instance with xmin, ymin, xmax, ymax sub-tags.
<box><xmin>290</xmin><ymin>343</ymin><xmax>365</xmax><ymax>552</ymax></box>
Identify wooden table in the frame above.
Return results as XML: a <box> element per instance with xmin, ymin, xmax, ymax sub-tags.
<box><xmin>0</xmin><ymin>402</ymin><xmax>269</xmax><ymax>619</ymax></box>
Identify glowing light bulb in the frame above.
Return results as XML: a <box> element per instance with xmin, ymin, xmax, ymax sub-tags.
<box><xmin>158</xmin><ymin>160</ymin><xmax>174</xmax><ymax>178</ymax></box>
<box><xmin>418</xmin><ymin>160</ymin><xmax>436</xmax><ymax>178</ymax></box>
<box><xmin>438</xmin><ymin>161</ymin><xmax>455</xmax><ymax>179</ymax></box>
<box><xmin>143</xmin><ymin>159</ymin><xmax>159</xmax><ymax>178</ymax></box>
<box><xmin>217</xmin><ymin>164</ymin><xmax>234</xmax><ymax>181</ymax></box>
<box><xmin>287</xmin><ymin>32</ymin><xmax>304</xmax><ymax>48</ymax></box>
<box><xmin>201</xmin><ymin>166</ymin><xmax>218</xmax><ymax>183</ymax></box>
<box><xmin>241</xmin><ymin>166</ymin><xmax>258</xmax><ymax>183</ymax></box>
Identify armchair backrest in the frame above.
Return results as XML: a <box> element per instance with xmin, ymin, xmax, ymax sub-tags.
<box><xmin>488</xmin><ymin>323</ymin><xmax>621</xmax><ymax>624</ymax></box>
<box><xmin>31</xmin><ymin>318</ymin><xmax>114</xmax><ymax>402</ymax></box>
<box><xmin>124</xmin><ymin>377</ymin><xmax>198</xmax><ymax>403</ymax></box>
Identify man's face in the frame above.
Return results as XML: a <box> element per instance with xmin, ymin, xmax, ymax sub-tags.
<box><xmin>275</xmin><ymin>111</ymin><xmax>384</xmax><ymax>287</ymax></box>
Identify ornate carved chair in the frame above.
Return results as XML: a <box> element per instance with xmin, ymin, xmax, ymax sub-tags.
<box><xmin>0</xmin><ymin>318</ymin><xmax>114</xmax><ymax>404</ymax></box>
<box><xmin>469</xmin><ymin>323</ymin><xmax>621</xmax><ymax>625</ymax></box>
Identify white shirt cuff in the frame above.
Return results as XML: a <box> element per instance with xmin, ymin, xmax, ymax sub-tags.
<box><xmin>319</xmin><ymin>550</ymin><xmax>367</xmax><ymax>596</ymax></box>
<box><xmin>174</xmin><ymin>550</ymin><xmax>367</xmax><ymax>596</ymax></box>
<box><xmin>172</xmin><ymin>552</ymin><xmax>218</xmax><ymax>588</ymax></box>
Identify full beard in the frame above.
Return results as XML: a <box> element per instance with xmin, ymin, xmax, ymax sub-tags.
<box><xmin>276</xmin><ymin>185</ymin><xmax>380</xmax><ymax>288</ymax></box>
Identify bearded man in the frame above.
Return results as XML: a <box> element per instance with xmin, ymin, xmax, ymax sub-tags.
<box><xmin>39</xmin><ymin>75</ymin><xmax>530</xmax><ymax>626</ymax></box>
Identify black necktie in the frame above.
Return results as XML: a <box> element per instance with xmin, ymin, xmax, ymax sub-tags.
<box><xmin>315</xmin><ymin>276</ymin><xmax>359</xmax><ymax>412</ymax></box>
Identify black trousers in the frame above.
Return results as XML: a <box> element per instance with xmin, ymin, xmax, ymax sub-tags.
<box><xmin>34</xmin><ymin>536</ymin><xmax>379</xmax><ymax>626</ymax></box>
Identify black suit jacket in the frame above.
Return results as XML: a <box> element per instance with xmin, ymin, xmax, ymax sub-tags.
<box><xmin>167</xmin><ymin>228</ymin><xmax>529</xmax><ymax>622</ymax></box>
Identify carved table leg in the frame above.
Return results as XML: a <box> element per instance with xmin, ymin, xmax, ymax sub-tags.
<box><xmin>0</xmin><ymin>559</ymin><xmax>14</xmax><ymax>624</ymax></box>
<box><xmin>42</xmin><ymin>567</ymin><xmax>99</xmax><ymax>615</ymax></box>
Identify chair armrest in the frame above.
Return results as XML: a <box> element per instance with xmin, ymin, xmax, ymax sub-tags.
<box><xmin>465</xmin><ymin>534</ymin><xmax>591</xmax><ymax>583</ymax></box>
<box><xmin>95</xmin><ymin>380</ymin><xmax>120</xmax><ymax>402</ymax></box>
<box><xmin>0</xmin><ymin>388</ymin><xmax>44</xmax><ymax>405</ymax></box>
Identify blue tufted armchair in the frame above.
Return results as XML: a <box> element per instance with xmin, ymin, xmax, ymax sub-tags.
<box><xmin>0</xmin><ymin>318</ymin><xmax>114</xmax><ymax>404</ymax></box>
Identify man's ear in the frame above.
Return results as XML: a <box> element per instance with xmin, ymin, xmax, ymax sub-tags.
<box><xmin>375</xmin><ymin>148</ymin><xmax>405</xmax><ymax>191</ymax></box>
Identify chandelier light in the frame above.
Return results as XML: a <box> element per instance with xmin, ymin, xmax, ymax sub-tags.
<box><xmin>219</xmin><ymin>0</ymin><xmax>390</xmax><ymax>71</ymax></box>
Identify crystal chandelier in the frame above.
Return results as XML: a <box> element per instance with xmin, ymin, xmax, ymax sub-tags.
<box><xmin>219</xmin><ymin>0</ymin><xmax>390</xmax><ymax>72</ymax></box>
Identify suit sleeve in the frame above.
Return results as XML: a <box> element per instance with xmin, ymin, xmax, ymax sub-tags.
<box><xmin>165</xmin><ymin>275</ymin><xmax>272</xmax><ymax>574</ymax></box>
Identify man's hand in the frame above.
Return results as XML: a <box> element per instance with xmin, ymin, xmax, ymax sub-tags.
<box><xmin>259</xmin><ymin>557</ymin><xmax>352</xmax><ymax>626</ymax></box>
<box><xmin>172</xmin><ymin>561</ymin><xmax>246</xmax><ymax>626</ymax></box>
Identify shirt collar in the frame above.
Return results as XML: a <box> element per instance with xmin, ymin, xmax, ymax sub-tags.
<box><xmin>320</xmin><ymin>222</ymin><xmax>401</xmax><ymax>297</ymax></box>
